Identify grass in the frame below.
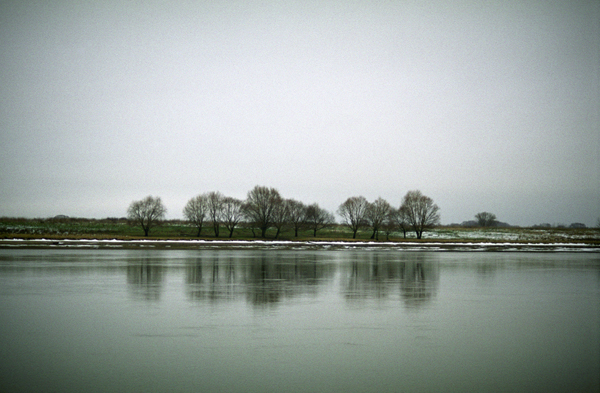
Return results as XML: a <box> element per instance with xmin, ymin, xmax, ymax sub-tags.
<box><xmin>1</xmin><ymin>217</ymin><xmax>599</xmax><ymax>244</ymax></box>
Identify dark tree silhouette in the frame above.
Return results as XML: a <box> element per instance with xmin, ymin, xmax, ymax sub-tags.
<box><xmin>305</xmin><ymin>203</ymin><xmax>335</xmax><ymax>237</ymax></box>
<box><xmin>400</xmin><ymin>190</ymin><xmax>440</xmax><ymax>239</ymax></box>
<box><xmin>242</xmin><ymin>186</ymin><xmax>282</xmax><ymax>238</ymax></box>
<box><xmin>286</xmin><ymin>199</ymin><xmax>308</xmax><ymax>237</ymax></box>
<box><xmin>183</xmin><ymin>194</ymin><xmax>208</xmax><ymax>237</ymax></box>
<box><xmin>221</xmin><ymin>197</ymin><xmax>243</xmax><ymax>238</ymax></box>
<box><xmin>365</xmin><ymin>197</ymin><xmax>391</xmax><ymax>240</ymax></box>
<box><xmin>127</xmin><ymin>195</ymin><xmax>166</xmax><ymax>237</ymax></box>
<box><xmin>206</xmin><ymin>191</ymin><xmax>224</xmax><ymax>237</ymax></box>
<box><xmin>475</xmin><ymin>212</ymin><xmax>497</xmax><ymax>227</ymax></box>
<box><xmin>337</xmin><ymin>196</ymin><xmax>369</xmax><ymax>239</ymax></box>
<box><xmin>271</xmin><ymin>198</ymin><xmax>290</xmax><ymax>239</ymax></box>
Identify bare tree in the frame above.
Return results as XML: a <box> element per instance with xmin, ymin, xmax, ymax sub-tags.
<box><xmin>381</xmin><ymin>208</ymin><xmax>397</xmax><ymax>241</ymax></box>
<box><xmin>305</xmin><ymin>203</ymin><xmax>335</xmax><ymax>237</ymax></box>
<box><xmin>385</xmin><ymin>206</ymin><xmax>411</xmax><ymax>239</ymax></box>
<box><xmin>400</xmin><ymin>190</ymin><xmax>440</xmax><ymax>239</ymax></box>
<box><xmin>395</xmin><ymin>205</ymin><xmax>411</xmax><ymax>238</ymax></box>
<box><xmin>221</xmin><ymin>197</ymin><xmax>243</xmax><ymax>238</ymax></box>
<box><xmin>337</xmin><ymin>196</ymin><xmax>369</xmax><ymax>239</ymax></box>
<box><xmin>475</xmin><ymin>212</ymin><xmax>497</xmax><ymax>227</ymax></box>
<box><xmin>287</xmin><ymin>199</ymin><xmax>308</xmax><ymax>237</ymax></box>
<box><xmin>206</xmin><ymin>191</ymin><xmax>224</xmax><ymax>237</ymax></box>
<box><xmin>127</xmin><ymin>195</ymin><xmax>166</xmax><ymax>237</ymax></box>
<box><xmin>382</xmin><ymin>206</ymin><xmax>409</xmax><ymax>240</ymax></box>
<box><xmin>183</xmin><ymin>194</ymin><xmax>208</xmax><ymax>237</ymax></box>
<box><xmin>271</xmin><ymin>198</ymin><xmax>290</xmax><ymax>239</ymax></box>
<box><xmin>242</xmin><ymin>186</ymin><xmax>282</xmax><ymax>238</ymax></box>
<box><xmin>365</xmin><ymin>197</ymin><xmax>391</xmax><ymax>240</ymax></box>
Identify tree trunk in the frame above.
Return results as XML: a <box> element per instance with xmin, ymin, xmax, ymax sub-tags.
<box><xmin>260</xmin><ymin>226</ymin><xmax>267</xmax><ymax>238</ymax></box>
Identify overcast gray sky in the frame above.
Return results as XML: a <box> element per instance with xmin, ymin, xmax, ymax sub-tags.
<box><xmin>1</xmin><ymin>0</ymin><xmax>598</xmax><ymax>227</ymax></box>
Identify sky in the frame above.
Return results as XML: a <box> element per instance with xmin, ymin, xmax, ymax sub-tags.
<box><xmin>1</xmin><ymin>0</ymin><xmax>599</xmax><ymax>227</ymax></box>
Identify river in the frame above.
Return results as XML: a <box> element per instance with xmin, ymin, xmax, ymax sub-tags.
<box><xmin>1</xmin><ymin>249</ymin><xmax>598</xmax><ymax>392</ymax></box>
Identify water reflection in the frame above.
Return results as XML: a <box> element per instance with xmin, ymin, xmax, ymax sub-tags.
<box><xmin>185</xmin><ymin>255</ymin><xmax>245</xmax><ymax>303</ymax></box>
<box><xmin>126</xmin><ymin>257</ymin><xmax>165</xmax><ymax>301</ymax></box>
<box><xmin>184</xmin><ymin>252</ymin><xmax>335</xmax><ymax>307</ymax></box>
<box><xmin>398</xmin><ymin>256</ymin><xmax>439</xmax><ymax>308</ymax></box>
<box><xmin>342</xmin><ymin>253</ymin><xmax>439</xmax><ymax>308</ymax></box>
<box><xmin>476</xmin><ymin>261</ymin><xmax>500</xmax><ymax>278</ymax></box>
<box><xmin>1</xmin><ymin>249</ymin><xmax>599</xmax><ymax>393</ymax></box>
<box><xmin>3</xmin><ymin>250</ymin><xmax>596</xmax><ymax>310</ymax></box>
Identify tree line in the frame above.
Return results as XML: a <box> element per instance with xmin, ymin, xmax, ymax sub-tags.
<box><xmin>127</xmin><ymin>185</ymin><xmax>441</xmax><ymax>239</ymax></box>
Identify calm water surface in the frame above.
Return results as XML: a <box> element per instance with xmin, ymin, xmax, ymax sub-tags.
<box><xmin>0</xmin><ymin>249</ymin><xmax>598</xmax><ymax>393</ymax></box>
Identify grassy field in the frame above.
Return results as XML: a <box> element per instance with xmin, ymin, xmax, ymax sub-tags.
<box><xmin>1</xmin><ymin>216</ymin><xmax>599</xmax><ymax>244</ymax></box>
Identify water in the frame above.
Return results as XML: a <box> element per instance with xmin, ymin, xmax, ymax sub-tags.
<box><xmin>0</xmin><ymin>249</ymin><xmax>598</xmax><ymax>393</ymax></box>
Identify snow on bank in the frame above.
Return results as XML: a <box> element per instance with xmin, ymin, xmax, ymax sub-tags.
<box><xmin>1</xmin><ymin>238</ymin><xmax>598</xmax><ymax>252</ymax></box>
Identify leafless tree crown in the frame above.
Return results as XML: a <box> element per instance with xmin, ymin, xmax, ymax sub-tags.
<box><xmin>127</xmin><ymin>195</ymin><xmax>167</xmax><ymax>236</ymax></box>
<box><xmin>337</xmin><ymin>196</ymin><xmax>369</xmax><ymax>239</ymax></box>
<box><xmin>400</xmin><ymin>190</ymin><xmax>440</xmax><ymax>239</ymax></box>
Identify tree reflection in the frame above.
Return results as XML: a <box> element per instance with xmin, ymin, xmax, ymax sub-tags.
<box><xmin>476</xmin><ymin>261</ymin><xmax>499</xmax><ymax>278</ymax></box>
<box><xmin>126</xmin><ymin>257</ymin><xmax>165</xmax><ymax>301</ymax></box>
<box><xmin>245</xmin><ymin>255</ymin><xmax>284</xmax><ymax>305</ymax></box>
<box><xmin>184</xmin><ymin>252</ymin><xmax>334</xmax><ymax>307</ymax></box>
<box><xmin>342</xmin><ymin>253</ymin><xmax>439</xmax><ymax>308</ymax></box>
<box><xmin>186</xmin><ymin>254</ymin><xmax>245</xmax><ymax>302</ymax></box>
<box><xmin>398</xmin><ymin>255</ymin><xmax>439</xmax><ymax>308</ymax></box>
<box><xmin>244</xmin><ymin>253</ymin><xmax>335</xmax><ymax>307</ymax></box>
<box><xmin>345</xmin><ymin>254</ymin><xmax>402</xmax><ymax>301</ymax></box>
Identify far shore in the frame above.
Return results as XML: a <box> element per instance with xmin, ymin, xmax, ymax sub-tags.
<box><xmin>1</xmin><ymin>218</ymin><xmax>599</xmax><ymax>252</ymax></box>
<box><xmin>1</xmin><ymin>237</ymin><xmax>598</xmax><ymax>252</ymax></box>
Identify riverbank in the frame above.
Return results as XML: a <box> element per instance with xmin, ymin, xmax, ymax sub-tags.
<box><xmin>1</xmin><ymin>238</ymin><xmax>598</xmax><ymax>252</ymax></box>
<box><xmin>1</xmin><ymin>217</ymin><xmax>598</xmax><ymax>251</ymax></box>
